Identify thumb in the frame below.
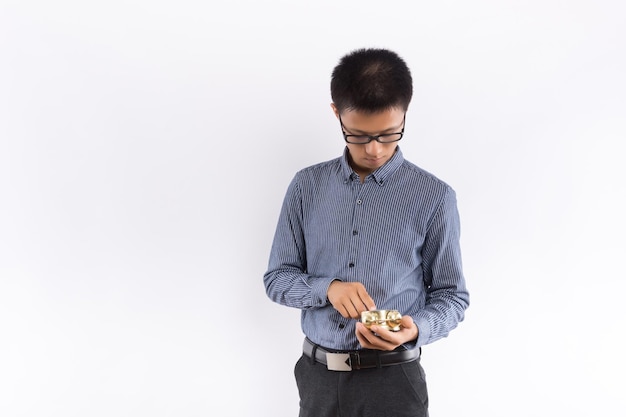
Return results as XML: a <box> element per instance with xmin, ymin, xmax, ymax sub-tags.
<box><xmin>401</xmin><ymin>315</ymin><xmax>415</xmax><ymax>328</ymax></box>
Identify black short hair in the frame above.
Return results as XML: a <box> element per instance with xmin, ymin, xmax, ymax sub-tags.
<box><xmin>331</xmin><ymin>48</ymin><xmax>413</xmax><ymax>114</ymax></box>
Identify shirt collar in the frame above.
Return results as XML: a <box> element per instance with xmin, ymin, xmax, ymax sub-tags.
<box><xmin>339</xmin><ymin>146</ymin><xmax>405</xmax><ymax>185</ymax></box>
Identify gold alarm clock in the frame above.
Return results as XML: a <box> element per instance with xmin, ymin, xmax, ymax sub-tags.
<box><xmin>361</xmin><ymin>310</ymin><xmax>402</xmax><ymax>332</ymax></box>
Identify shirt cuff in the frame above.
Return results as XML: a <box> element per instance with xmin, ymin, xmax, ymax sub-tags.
<box><xmin>413</xmin><ymin>316</ymin><xmax>431</xmax><ymax>347</ymax></box>
<box><xmin>310</xmin><ymin>277</ymin><xmax>341</xmax><ymax>307</ymax></box>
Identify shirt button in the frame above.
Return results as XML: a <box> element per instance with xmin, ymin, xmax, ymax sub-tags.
<box><xmin>348</xmin><ymin>262</ymin><xmax>355</xmax><ymax>268</ymax></box>
<box><xmin>356</xmin><ymin>199</ymin><xmax>362</xmax><ymax>204</ymax></box>
<box><xmin>352</xmin><ymin>230</ymin><xmax>358</xmax><ymax>235</ymax></box>
<box><xmin>338</xmin><ymin>323</ymin><xmax>345</xmax><ymax>329</ymax></box>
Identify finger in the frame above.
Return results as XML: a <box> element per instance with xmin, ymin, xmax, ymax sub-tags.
<box><xmin>367</xmin><ymin>326</ymin><xmax>398</xmax><ymax>351</ymax></box>
<box><xmin>350</xmin><ymin>300</ymin><xmax>366</xmax><ymax>319</ymax></box>
<box><xmin>355</xmin><ymin>329</ymin><xmax>369</xmax><ymax>348</ymax></box>
<box><xmin>340</xmin><ymin>299</ymin><xmax>360</xmax><ymax>319</ymax></box>
<box><xmin>370</xmin><ymin>325</ymin><xmax>393</xmax><ymax>341</ymax></box>
<box><xmin>355</xmin><ymin>286</ymin><xmax>376</xmax><ymax>311</ymax></box>
<box><xmin>359</xmin><ymin>323</ymin><xmax>383</xmax><ymax>344</ymax></box>
<box><xmin>355</xmin><ymin>323</ymin><xmax>376</xmax><ymax>348</ymax></box>
<box><xmin>336</xmin><ymin>304</ymin><xmax>351</xmax><ymax>319</ymax></box>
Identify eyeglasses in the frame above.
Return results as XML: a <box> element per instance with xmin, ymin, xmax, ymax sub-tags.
<box><xmin>339</xmin><ymin>114</ymin><xmax>406</xmax><ymax>144</ymax></box>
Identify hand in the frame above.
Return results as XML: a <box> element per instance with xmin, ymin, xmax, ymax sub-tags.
<box><xmin>355</xmin><ymin>315</ymin><xmax>419</xmax><ymax>351</ymax></box>
<box><xmin>327</xmin><ymin>280</ymin><xmax>376</xmax><ymax>319</ymax></box>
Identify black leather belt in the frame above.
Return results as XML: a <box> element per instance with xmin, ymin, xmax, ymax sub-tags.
<box><xmin>302</xmin><ymin>338</ymin><xmax>420</xmax><ymax>371</ymax></box>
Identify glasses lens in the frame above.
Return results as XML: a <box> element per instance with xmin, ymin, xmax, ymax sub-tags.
<box><xmin>379</xmin><ymin>133</ymin><xmax>402</xmax><ymax>143</ymax></box>
<box><xmin>347</xmin><ymin>135</ymin><xmax>371</xmax><ymax>144</ymax></box>
<box><xmin>346</xmin><ymin>133</ymin><xmax>402</xmax><ymax>144</ymax></box>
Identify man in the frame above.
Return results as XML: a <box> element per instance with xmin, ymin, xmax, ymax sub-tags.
<box><xmin>263</xmin><ymin>48</ymin><xmax>469</xmax><ymax>417</ymax></box>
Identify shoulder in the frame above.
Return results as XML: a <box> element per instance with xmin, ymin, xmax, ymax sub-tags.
<box><xmin>397</xmin><ymin>159</ymin><xmax>455</xmax><ymax>195</ymax></box>
<box><xmin>294</xmin><ymin>157</ymin><xmax>342</xmax><ymax>182</ymax></box>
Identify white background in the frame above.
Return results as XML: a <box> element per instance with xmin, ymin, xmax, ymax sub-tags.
<box><xmin>1</xmin><ymin>1</ymin><xmax>625</xmax><ymax>416</ymax></box>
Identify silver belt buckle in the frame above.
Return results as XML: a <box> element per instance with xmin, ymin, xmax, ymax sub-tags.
<box><xmin>325</xmin><ymin>352</ymin><xmax>352</xmax><ymax>371</ymax></box>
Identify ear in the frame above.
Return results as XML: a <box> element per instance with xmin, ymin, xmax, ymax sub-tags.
<box><xmin>330</xmin><ymin>103</ymin><xmax>340</xmax><ymax>119</ymax></box>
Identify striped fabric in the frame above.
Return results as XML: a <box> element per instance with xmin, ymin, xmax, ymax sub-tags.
<box><xmin>264</xmin><ymin>147</ymin><xmax>469</xmax><ymax>350</ymax></box>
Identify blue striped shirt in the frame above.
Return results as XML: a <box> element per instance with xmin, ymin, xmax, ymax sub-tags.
<box><xmin>264</xmin><ymin>147</ymin><xmax>469</xmax><ymax>350</ymax></box>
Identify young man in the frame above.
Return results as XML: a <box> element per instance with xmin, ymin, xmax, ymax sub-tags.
<box><xmin>263</xmin><ymin>48</ymin><xmax>469</xmax><ymax>417</ymax></box>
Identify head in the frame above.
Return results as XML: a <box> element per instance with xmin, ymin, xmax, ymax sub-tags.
<box><xmin>330</xmin><ymin>48</ymin><xmax>413</xmax><ymax>178</ymax></box>
<box><xmin>330</xmin><ymin>48</ymin><xmax>413</xmax><ymax>114</ymax></box>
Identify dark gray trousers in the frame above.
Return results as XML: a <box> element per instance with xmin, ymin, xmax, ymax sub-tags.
<box><xmin>294</xmin><ymin>354</ymin><xmax>429</xmax><ymax>417</ymax></box>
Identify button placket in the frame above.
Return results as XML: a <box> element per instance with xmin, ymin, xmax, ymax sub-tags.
<box><xmin>347</xmin><ymin>186</ymin><xmax>366</xmax><ymax>278</ymax></box>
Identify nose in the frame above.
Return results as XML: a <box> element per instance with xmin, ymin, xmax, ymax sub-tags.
<box><xmin>364</xmin><ymin>140</ymin><xmax>383</xmax><ymax>155</ymax></box>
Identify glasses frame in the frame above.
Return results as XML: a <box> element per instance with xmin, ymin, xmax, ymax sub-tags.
<box><xmin>339</xmin><ymin>113</ymin><xmax>406</xmax><ymax>144</ymax></box>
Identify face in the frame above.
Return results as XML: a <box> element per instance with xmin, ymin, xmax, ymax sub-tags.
<box><xmin>332</xmin><ymin>105</ymin><xmax>405</xmax><ymax>178</ymax></box>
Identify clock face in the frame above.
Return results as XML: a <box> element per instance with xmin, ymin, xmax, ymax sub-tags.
<box><xmin>386</xmin><ymin>310</ymin><xmax>402</xmax><ymax>331</ymax></box>
<box><xmin>361</xmin><ymin>310</ymin><xmax>402</xmax><ymax>331</ymax></box>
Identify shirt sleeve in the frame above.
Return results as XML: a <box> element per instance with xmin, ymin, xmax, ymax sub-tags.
<box><xmin>263</xmin><ymin>174</ymin><xmax>336</xmax><ymax>309</ymax></box>
<box><xmin>413</xmin><ymin>186</ymin><xmax>470</xmax><ymax>347</ymax></box>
